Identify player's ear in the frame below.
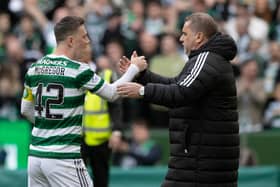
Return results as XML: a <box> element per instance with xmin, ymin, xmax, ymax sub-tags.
<box><xmin>195</xmin><ymin>32</ymin><xmax>204</xmax><ymax>45</ymax></box>
<box><xmin>67</xmin><ymin>36</ymin><xmax>74</xmax><ymax>48</ymax></box>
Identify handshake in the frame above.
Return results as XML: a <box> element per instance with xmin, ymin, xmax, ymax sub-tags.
<box><xmin>116</xmin><ymin>51</ymin><xmax>147</xmax><ymax>98</ymax></box>
<box><xmin>119</xmin><ymin>51</ymin><xmax>147</xmax><ymax>73</ymax></box>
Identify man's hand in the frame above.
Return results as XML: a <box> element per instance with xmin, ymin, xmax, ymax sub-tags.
<box><xmin>119</xmin><ymin>56</ymin><xmax>130</xmax><ymax>74</ymax></box>
<box><xmin>119</xmin><ymin>51</ymin><xmax>147</xmax><ymax>73</ymax></box>
<box><xmin>118</xmin><ymin>141</ymin><xmax>129</xmax><ymax>152</ymax></box>
<box><xmin>117</xmin><ymin>82</ymin><xmax>143</xmax><ymax>98</ymax></box>
<box><xmin>131</xmin><ymin>55</ymin><xmax>147</xmax><ymax>72</ymax></box>
<box><xmin>109</xmin><ymin>131</ymin><xmax>122</xmax><ymax>151</ymax></box>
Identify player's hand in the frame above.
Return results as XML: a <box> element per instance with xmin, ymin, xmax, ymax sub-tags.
<box><xmin>130</xmin><ymin>51</ymin><xmax>147</xmax><ymax>72</ymax></box>
<box><xmin>117</xmin><ymin>82</ymin><xmax>143</xmax><ymax>98</ymax></box>
<box><xmin>119</xmin><ymin>51</ymin><xmax>138</xmax><ymax>74</ymax></box>
<box><xmin>119</xmin><ymin>56</ymin><xmax>130</xmax><ymax>74</ymax></box>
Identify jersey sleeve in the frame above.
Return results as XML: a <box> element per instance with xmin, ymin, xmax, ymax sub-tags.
<box><xmin>24</xmin><ymin>70</ymin><xmax>31</xmax><ymax>88</ymax></box>
<box><xmin>21</xmin><ymin>69</ymin><xmax>35</xmax><ymax>123</ymax></box>
<box><xmin>76</xmin><ymin>64</ymin><xmax>105</xmax><ymax>93</ymax></box>
<box><xmin>22</xmin><ymin>86</ymin><xmax>33</xmax><ymax>102</ymax></box>
<box><xmin>76</xmin><ymin>63</ymin><xmax>140</xmax><ymax>101</ymax></box>
<box><xmin>22</xmin><ymin>70</ymin><xmax>33</xmax><ymax>102</ymax></box>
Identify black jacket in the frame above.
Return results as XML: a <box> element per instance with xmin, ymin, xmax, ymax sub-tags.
<box><xmin>137</xmin><ymin>33</ymin><xmax>239</xmax><ymax>187</ymax></box>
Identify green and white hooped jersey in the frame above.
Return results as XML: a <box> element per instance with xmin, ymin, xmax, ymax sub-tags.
<box><xmin>24</xmin><ymin>54</ymin><xmax>104</xmax><ymax>159</ymax></box>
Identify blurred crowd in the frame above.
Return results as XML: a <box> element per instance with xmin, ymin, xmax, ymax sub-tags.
<box><xmin>0</xmin><ymin>0</ymin><xmax>280</xmax><ymax>134</ymax></box>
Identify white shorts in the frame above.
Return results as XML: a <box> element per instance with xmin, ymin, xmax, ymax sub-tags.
<box><xmin>28</xmin><ymin>156</ymin><xmax>93</xmax><ymax>187</ymax></box>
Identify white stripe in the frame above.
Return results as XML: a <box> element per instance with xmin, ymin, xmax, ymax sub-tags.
<box><xmin>30</xmin><ymin>145</ymin><xmax>80</xmax><ymax>153</ymax></box>
<box><xmin>31</xmin><ymin>87</ymin><xmax>84</xmax><ymax>97</ymax></box>
<box><xmin>185</xmin><ymin>52</ymin><xmax>209</xmax><ymax>87</ymax></box>
<box><xmin>78</xmin><ymin>62</ymin><xmax>92</xmax><ymax>73</ymax></box>
<box><xmin>28</xmin><ymin>66</ymin><xmax>81</xmax><ymax>78</ymax></box>
<box><xmin>74</xmin><ymin>160</ymin><xmax>85</xmax><ymax>186</ymax></box>
<box><xmin>179</xmin><ymin>52</ymin><xmax>209</xmax><ymax>87</ymax></box>
<box><xmin>83</xmin><ymin>73</ymin><xmax>103</xmax><ymax>91</ymax></box>
<box><xmin>64</xmin><ymin>68</ymin><xmax>80</xmax><ymax>78</ymax></box>
<box><xmin>183</xmin><ymin>52</ymin><xmax>207</xmax><ymax>86</ymax></box>
<box><xmin>179</xmin><ymin>53</ymin><xmax>205</xmax><ymax>86</ymax></box>
<box><xmin>62</xmin><ymin>67</ymin><xmax>79</xmax><ymax>77</ymax></box>
<box><xmin>184</xmin><ymin>53</ymin><xmax>207</xmax><ymax>86</ymax></box>
<box><xmin>34</xmin><ymin>105</ymin><xmax>83</xmax><ymax>118</ymax></box>
<box><xmin>47</xmin><ymin>54</ymin><xmax>84</xmax><ymax>66</ymax></box>
<box><xmin>32</xmin><ymin>126</ymin><xmax>82</xmax><ymax>138</ymax></box>
<box><xmin>60</xmin><ymin>88</ymin><xmax>84</xmax><ymax>97</ymax></box>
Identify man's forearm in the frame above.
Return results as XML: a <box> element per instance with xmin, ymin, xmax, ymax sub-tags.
<box><xmin>96</xmin><ymin>64</ymin><xmax>140</xmax><ymax>101</ymax></box>
<box><xmin>136</xmin><ymin>70</ymin><xmax>176</xmax><ymax>85</ymax></box>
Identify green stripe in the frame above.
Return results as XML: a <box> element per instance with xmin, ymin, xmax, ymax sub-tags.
<box><xmin>24</xmin><ymin>73</ymin><xmax>31</xmax><ymax>87</ymax></box>
<box><xmin>28</xmin><ymin>75</ymin><xmax>77</xmax><ymax>88</ymax></box>
<box><xmin>35</xmin><ymin>115</ymin><xmax>82</xmax><ymax>129</ymax></box>
<box><xmin>76</xmin><ymin>69</ymin><xmax>94</xmax><ymax>88</ymax></box>
<box><xmin>90</xmin><ymin>79</ymin><xmax>105</xmax><ymax>92</ymax></box>
<box><xmin>31</xmin><ymin>56</ymin><xmax>80</xmax><ymax>69</ymax></box>
<box><xmin>41</xmin><ymin>95</ymin><xmax>85</xmax><ymax>109</ymax></box>
<box><xmin>31</xmin><ymin>134</ymin><xmax>82</xmax><ymax>146</ymax></box>
<box><xmin>29</xmin><ymin>150</ymin><xmax>81</xmax><ymax>159</ymax></box>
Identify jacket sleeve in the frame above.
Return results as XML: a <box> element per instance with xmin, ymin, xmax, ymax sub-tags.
<box><xmin>136</xmin><ymin>69</ymin><xmax>179</xmax><ymax>85</ymax></box>
<box><xmin>143</xmin><ymin>55</ymin><xmax>219</xmax><ymax>108</ymax></box>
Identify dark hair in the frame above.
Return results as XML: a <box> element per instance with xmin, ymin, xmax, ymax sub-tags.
<box><xmin>54</xmin><ymin>16</ymin><xmax>84</xmax><ymax>43</ymax></box>
<box><xmin>185</xmin><ymin>12</ymin><xmax>218</xmax><ymax>39</ymax></box>
<box><xmin>132</xmin><ymin>118</ymin><xmax>149</xmax><ymax>128</ymax></box>
<box><xmin>240</xmin><ymin>57</ymin><xmax>257</xmax><ymax>68</ymax></box>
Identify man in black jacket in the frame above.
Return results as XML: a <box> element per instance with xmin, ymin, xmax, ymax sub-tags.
<box><xmin>117</xmin><ymin>12</ymin><xmax>239</xmax><ymax>187</ymax></box>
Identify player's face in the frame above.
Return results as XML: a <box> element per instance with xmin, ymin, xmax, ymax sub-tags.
<box><xmin>179</xmin><ymin>21</ymin><xmax>197</xmax><ymax>56</ymax></box>
<box><xmin>73</xmin><ymin>25</ymin><xmax>91</xmax><ymax>61</ymax></box>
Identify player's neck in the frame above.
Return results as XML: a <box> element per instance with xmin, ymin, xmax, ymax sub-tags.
<box><xmin>53</xmin><ymin>45</ymin><xmax>74</xmax><ymax>59</ymax></box>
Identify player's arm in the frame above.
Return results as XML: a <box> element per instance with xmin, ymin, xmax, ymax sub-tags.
<box><xmin>80</xmin><ymin>55</ymin><xmax>147</xmax><ymax>102</ymax></box>
<box><xmin>21</xmin><ymin>86</ymin><xmax>35</xmax><ymax>124</ymax></box>
<box><xmin>96</xmin><ymin>63</ymin><xmax>140</xmax><ymax>101</ymax></box>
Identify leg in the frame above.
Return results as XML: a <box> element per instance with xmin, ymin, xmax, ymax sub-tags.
<box><xmin>90</xmin><ymin>141</ymin><xmax>111</xmax><ymax>187</ymax></box>
<box><xmin>42</xmin><ymin>158</ymin><xmax>93</xmax><ymax>187</ymax></box>
<box><xmin>28</xmin><ymin>156</ymin><xmax>50</xmax><ymax>187</ymax></box>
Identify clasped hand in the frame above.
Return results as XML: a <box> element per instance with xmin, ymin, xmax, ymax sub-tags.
<box><xmin>117</xmin><ymin>51</ymin><xmax>145</xmax><ymax>98</ymax></box>
<box><xmin>119</xmin><ymin>51</ymin><xmax>147</xmax><ymax>73</ymax></box>
<box><xmin>117</xmin><ymin>82</ymin><xmax>143</xmax><ymax>98</ymax></box>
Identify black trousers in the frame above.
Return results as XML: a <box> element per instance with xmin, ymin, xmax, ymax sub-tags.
<box><xmin>81</xmin><ymin>140</ymin><xmax>111</xmax><ymax>187</ymax></box>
